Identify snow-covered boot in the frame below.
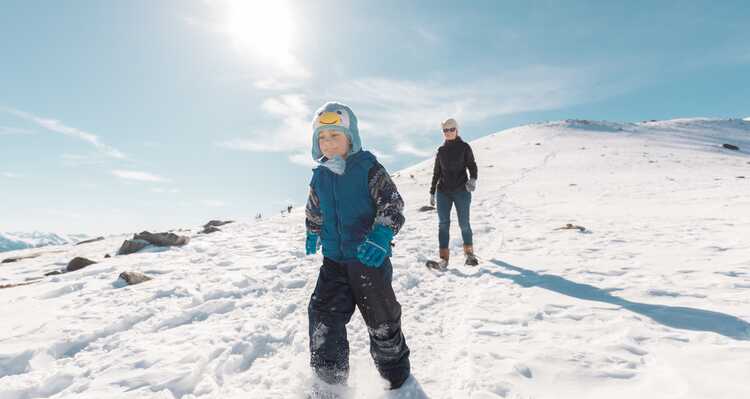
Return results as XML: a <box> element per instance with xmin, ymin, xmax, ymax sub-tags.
<box><xmin>425</xmin><ymin>248</ymin><xmax>449</xmax><ymax>270</ymax></box>
<box><xmin>464</xmin><ymin>245</ymin><xmax>478</xmax><ymax>266</ymax></box>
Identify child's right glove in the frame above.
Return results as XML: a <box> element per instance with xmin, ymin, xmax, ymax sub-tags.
<box><xmin>356</xmin><ymin>224</ymin><xmax>393</xmax><ymax>268</ymax></box>
<box><xmin>306</xmin><ymin>232</ymin><xmax>320</xmax><ymax>255</ymax></box>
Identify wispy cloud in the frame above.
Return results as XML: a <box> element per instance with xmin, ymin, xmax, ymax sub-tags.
<box><xmin>2</xmin><ymin>172</ymin><xmax>21</xmax><ymax>179</ymax></box>
<box><xmin>112</xmin><ymin>169</ymin><xmax>170</xmax><ymax>183</ymax></box>
<box><xmin>394</xmin><ymin>142</ymin><xmax>433</xmax><ymax>158</ymax></box>
<box><xmin>335</xmin><ymin>65</ymin><xmax>617</xmax><ymax>138</ymax></box>
<box><xmin>216</xmin><ymin>94</ymin><xmax>311</xmax><ymax>153</ymax></box>
<box><xmin>201</xmin><ymin>200</ymin><xmax>226</xmax><ymax>208</ymax></box>
<box><xmin>289</xmin><ymin>151</ymin><xmax>316</xmax><ymax>167</ymax></box>
<box><xmin>219</xmin><ymin>64</ymin><xmax>630</xmax><ymax>165</ymax></box>
<box><xmin>369</xmin><ymin>149</ymin><xmax>394</xmax><ymax>161</ymax></box>
<box><xmin>0</xmin><ymin>126</ymin><xmax>35</xmax><ymax>135</ymax></box>
<box><xmin>2</xmin><ymin>107</ymin><xmax>125</xmax><ymax>158</ymax></box>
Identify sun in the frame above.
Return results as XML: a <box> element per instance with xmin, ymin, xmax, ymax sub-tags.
<box><xmin>225</xmin><ymin>0</ymin><xmax>294</xmax><ymax>63</ymax></box>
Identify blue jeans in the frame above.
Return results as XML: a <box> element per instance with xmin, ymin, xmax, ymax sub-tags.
<box><xmin>436</xmin><ymin>190</ymin><xmax>473</xmax><ymax>249</ymax></box>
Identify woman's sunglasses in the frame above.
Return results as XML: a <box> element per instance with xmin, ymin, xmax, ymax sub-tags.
<box><xmin>442</xmin><ymin>127</ymin><xmax>456</xmax><ymax>133</ymax></box>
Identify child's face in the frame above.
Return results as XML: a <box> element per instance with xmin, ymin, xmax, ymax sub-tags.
<box><xmin>318</xmin><ymin>129</ymin><xmax>350</xmax><ymax>159</ymax></box>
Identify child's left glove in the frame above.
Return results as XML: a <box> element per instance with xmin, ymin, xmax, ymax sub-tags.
<box><xmin>356</xmin><ymin>224</ymin><xmax>393</xmax><ymax>268</ymax></box>
<box><xmin>306</xmin><ymin>232</ymin><xmax>320</xmax><ymax>255</ymax></box>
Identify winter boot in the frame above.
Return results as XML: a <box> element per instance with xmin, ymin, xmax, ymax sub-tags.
<box><xmin>463</xmin><ymin>245</ymin><xmax>478</xmax><ymax>266</ymax></box>
<box><xmin>438</xmin><ymin>248</ymin><xmax>450</xmax><ymax>269</ymax></box>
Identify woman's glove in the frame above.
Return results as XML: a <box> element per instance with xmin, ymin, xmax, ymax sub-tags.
<box><xmin>466</xmin><ymin>178</ymin><xmax>477</xmax><ymax>192</ymax></box>
<box><xmin>356</xmin><ymin>224</ymin><xmax>393</xmax><ymax>268</ymax></box>
<box><xmin>430</xmin><ymin>193</ymin><xmax>436</xmax><ymax>206</ymax></box>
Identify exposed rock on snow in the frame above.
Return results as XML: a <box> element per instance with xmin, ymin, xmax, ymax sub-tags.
<box><xmin>66</xmin><ymin>257</ymin><xmax>97</xmax><ymax>272</ymax></box>
<box><xmin>118</xmin><ymin>271</ymin><xmax>152</xmax><ymax>286</ymax></box>
<box><xmin>722</xmin><ymin>143</ymin><xmax>740</xmax><ymax>151</ymax></box>
<box><xmin>75</xmin><ymin>237</ymin><xmax>105</xmax><ymax>246</ymax></box>
<box><xmin>116</xmin><ymin>238</ymin><xmax>150</xmax><ymax>255</ymax></box>
<box><xmin>134</xmin><ymin>231</ymin><xmax>190</xmax><ymax>247</ymax></box>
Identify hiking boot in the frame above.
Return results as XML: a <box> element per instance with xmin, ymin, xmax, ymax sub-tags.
<box><xmin>463</xmin><ymin>245</ymin><xmax>479</xmax><ymax>266</ymax></box>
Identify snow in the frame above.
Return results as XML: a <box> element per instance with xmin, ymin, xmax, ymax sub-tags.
<box><xmin>0</xmin><ymin>232</ymin><xmax>90</xmax><ymax>253</ymax></box>
<box><xmin>1</xmin><ymin>118</ymin><xmax>750</xmax><ymax>398</ymax></box>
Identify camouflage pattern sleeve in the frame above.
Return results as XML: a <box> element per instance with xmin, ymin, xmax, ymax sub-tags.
<box><xmin>368</xmin><ymin>163</ymin><xmax>406</xmax><ymax>235</ymax></box>
<box><xmin>305</xmin><ymin>186</ymin><xmax>322</xmax><ymax>234</ymax></box>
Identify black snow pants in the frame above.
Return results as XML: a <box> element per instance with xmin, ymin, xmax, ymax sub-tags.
<box><xmin>308</xmin><ymin>257</ymin><xmax>410</xmax><ymax>389</ymax></box>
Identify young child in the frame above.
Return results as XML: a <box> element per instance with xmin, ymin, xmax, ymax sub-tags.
<box><xmin>305</xmin><ymin>101</ymin><xmax>411</xmax><ymax>390</ymax></box>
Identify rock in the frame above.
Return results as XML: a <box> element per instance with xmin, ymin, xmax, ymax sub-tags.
<box><xmin>2</xmin><ymin>253</ymin><xmax>41</xmax><ymax>264</ymax></box>
<box><xmin>418</xmin><ymin>205</ymin><xmax>436</xmax><ymax>212</ymax></box>
<box><xmin>554</xmin><ymin>223</ymin><xmax>588</xmax><ymax>233</ymax></box>
<box><xmin>118</xmin><ymin>271</ymin><xmax>152</xmax><ymax>285</ymax></box>
<box><xmin>0</xmin><ymin>281</ymin><xmax>38</xmax><ymax>289</ymax></box>
<box><xmin>722</xmin><ymin>143</ymin><xmax>740</xmax><ymax>151</ymax></box>
<box><xmin>134</xmin><ymin>231</ymin><xmax>190</xmax><ymax>247</ymax></box>
<box><xmin>75</xmin><ymin>236</ymin><xmax>105</xmax><ymax>246</ymax></box>
<box><xmin>117</xmin><ymin>239</ymin><xmax>150</xmax><ymax>255</ymax></box>
<box><xmin>67</xmin><ymin>257</ymin><xmax>97</xmax><ymax>272</ymax></box>
<box><xmin>201</xmin><ymin>226</ymin><xmax>221</xmax><ymax>234</ymax></box>
<box><xmin>203</xmin><ymin>220</ymin><xmax>234</xmax><ymax>229</ymax></box>
<box><xmin>104</xmin><ymin>254</ymin><xmax>111</xmax><ymax>258</ymax></box>
<box><xmin>44</xmin><ymin>270</ymin><xmax>64</xmax><ymax>276</ymax></box>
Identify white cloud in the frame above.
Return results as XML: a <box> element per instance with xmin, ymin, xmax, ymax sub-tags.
<box><xmin>216</xmin><ymin>94</ymin><xmax>311</xmax><ymax>153</ymax></box>
<box><xmin>395</xmin><ymin>142</ymin><xmax>433</xmax><ymax>158</ymax></box>
<box><xmin>0</xmin><ymin>126</ymin><xmax>34</xmax><ymax>135</ymax></box>
<box><xmin>369</xmin><ymin>149</ymin><xmax>394</xmax><ymax>161</ymax></box>
<box><xmin>112</xmin><ymin>170</ymin><xmax>170</xmax><ymax>183</ymax></box>
<box><xmin>202</xmin><ymin>200</ymin><xmax>227</xmax><ymax>208</ymax></box>
<box><xmin>335</xmin><ymin>66</ymin><xmax>611</xmax><ymax>138</ymax></box>
<box><xmin>2</xmin><ymin>107</ymin><xmax>125</xmax><ymax>158</ymax></box>
<box><xmin>289</xmin><ymin>152</ymin><xmax>316</xmax><ymax>167</ymax></box>
<box><xmin>2</xmin><ymin>172</ymin><xmax>21</xmax><ymax>179</ymax></box>
<box><xmin>219</xmin><ymin>64</ymin><xmax>627</xmax><ymax>166</ymax></box>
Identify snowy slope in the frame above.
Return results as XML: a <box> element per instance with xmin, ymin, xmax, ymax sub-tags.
<box><xmin>1</xmin><ymin>118</ymin><xmax>749</xmax><ymax>399</ymax></box>
<box><xmin>0</xmin><ymin>232</ymin><xmax>90</xmax><ymax>253</ymax></box>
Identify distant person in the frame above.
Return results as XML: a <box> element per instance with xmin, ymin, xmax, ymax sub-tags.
<box><xmin>304</xmin><ymin>102</ymin><xmax>411</xmax><ymax>391</ymax></box>
<box><xmin>428</xmin><ymin>118</ymin><xmax>478</xmax><ymax>269</ymax></box>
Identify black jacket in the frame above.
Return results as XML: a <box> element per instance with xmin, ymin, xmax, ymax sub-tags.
<box><xmin>429</xmin><ymin>137</ymin><xmax>478</xmax><ymax>194</ymax></box>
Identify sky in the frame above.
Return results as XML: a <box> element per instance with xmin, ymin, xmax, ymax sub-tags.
<box><xmin>1</xmin><ymin>0</ymin><xmax>749</xmax><ymax>235</ymax></box>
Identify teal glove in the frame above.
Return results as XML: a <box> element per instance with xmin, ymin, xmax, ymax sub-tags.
<box><xmin>306</xmin><ymin>232</ymin><xmax>320</xmax><ymax>255</ymax></box>
<box><xmin>356</xmin><ymin>225</ymin><xmax>393</xmax><ymax>268</ymax></box>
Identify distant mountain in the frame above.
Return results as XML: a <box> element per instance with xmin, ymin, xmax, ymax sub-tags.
<box><xmin>0</xmin><ymin>232</ymin><xmax>89</xmax><ymax>253</ymax></box>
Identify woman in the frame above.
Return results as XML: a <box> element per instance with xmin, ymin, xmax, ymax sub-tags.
<box><xmin>428</xmin><ymin>118</ymin><xmax>478</xmax><ymax>268</ymax></box>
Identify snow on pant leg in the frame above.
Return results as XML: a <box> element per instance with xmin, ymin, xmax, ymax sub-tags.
<box><xmin>436</xmin><ymin>191</ymin><xmax>454</xmax><ymax>249</ymax></box>
<box><xmin>308</xmin><ymin>257</ymin><xmax>356</xmax><ymax>385</ymax></box>
<box><xmin>347</xmin><ymin>258</ymin><xmax>411</xmax><ymax>389</ymax></box>
<box><xmin>454</xmin><ymin>190</ymin><xmax>473</xmax><ymax>246</ymax></box>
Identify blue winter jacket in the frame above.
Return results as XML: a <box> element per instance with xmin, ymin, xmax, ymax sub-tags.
<box><xmin>308</xmin><ymin>150</ymin><xmax>398</xmax><ymax>262</ymax></box>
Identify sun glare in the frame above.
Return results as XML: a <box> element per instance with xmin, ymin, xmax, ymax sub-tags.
<box><xmin>226</xmin><ymin>0</ymin><xmax>294</xmax><ymax>63</ymax></box>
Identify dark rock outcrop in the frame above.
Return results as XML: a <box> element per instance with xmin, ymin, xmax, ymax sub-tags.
<box><xmin>201</xmin><ymin>226</ymin><xmax>221</xmax><ymax>234</ymax></box>
<box><xmin>722</xmin><ymin>143</ymin><xmax>740</xmax><ymax>151</ymax></box>
<box><xmin>134</xmin><ymin>231</ymin><xmax>190</xmax><ymax>247</ymax></box>
<box><xmin>117</xmin><ymin>239</ymin><xmax>150</xmax><ymax>255</ymax></box>
<box><xmin>66</xmin><ymin>257</ymin><xmax>97</xmax><ymax>272</ymax></box>
<box><xmin>44</xmin><ymin>270</ymin><xmax>64</xmax><ymax>276</ymax></box>
<box><xmin>118</xmin><ymin>271</ymin><xmax>152</xmax><ymax>286</ymax></box>
<box><xmin>2</xmin><ymin>253</ymin><xmax>41</xmax><ymax>264</ymax></box>
<box><xmin>75</xmin><ymin>237</ymin><xmax>105</xmax><ymax>246</ymax></box>
<box><xmin>203</xmin><ymin>220</ymin><xmax>233</xmax><ymax>229</ymax></box>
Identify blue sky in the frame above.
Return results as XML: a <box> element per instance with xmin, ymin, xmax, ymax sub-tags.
<box><xmin>1</xmin><ymin>0</ymin><xmax>749</xmax><ymax>235</ymax></box>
